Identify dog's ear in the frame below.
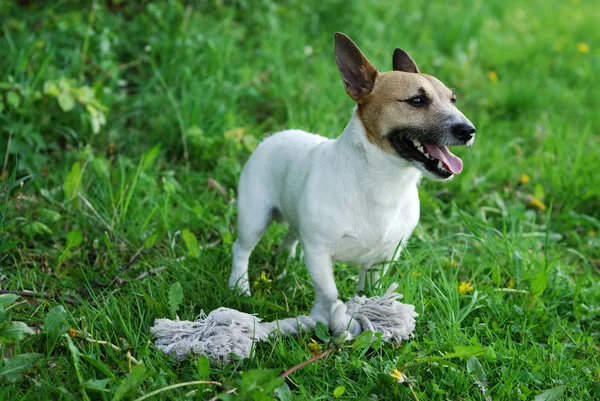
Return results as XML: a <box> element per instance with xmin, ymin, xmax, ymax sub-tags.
<box><xmin>392</xmin><ymin>48</ymin><xmax>420</xmax><ymax>73</ymax></box>
<box><xmin>335</xmin><ymin>32</ymin><xmax>378</xmax><ymax>104</ymax></box>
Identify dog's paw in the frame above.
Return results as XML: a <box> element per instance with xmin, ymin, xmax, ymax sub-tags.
<box><xmin>309</xmin><ymin>306</ymin><xmax>330</xmax><ymax>326</ymax></box>
<box><xmin>329</xmin><ymin>300</ymin><xmax>361</xmax><ymax>336</ymax></box>
<box><xmin>228</xmin><ymin>277</ymin><xmax>251</xmax><ymax>296</ymax></box>
<box><xmin>234</xmin><ymin>287</ymin><xmax>251</xmax><ymax>296</ymax></box>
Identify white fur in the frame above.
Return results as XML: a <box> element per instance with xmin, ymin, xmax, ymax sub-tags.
<box><xmin>229</xmin><ymin>110</ymin><xmax>421</xmax><ymax>326</ymax></box>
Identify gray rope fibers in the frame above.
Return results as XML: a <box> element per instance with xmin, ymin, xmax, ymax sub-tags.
<box><xmin>151</xmin><ymin>283</ymin><xmax>418</xmax><ymax>363</ymax></box>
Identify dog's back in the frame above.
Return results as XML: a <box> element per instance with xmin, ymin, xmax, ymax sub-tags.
<box><xmin>237</xmin><ymin>129</ymin><xmax>328</xmax><ymax>217</ymax></box>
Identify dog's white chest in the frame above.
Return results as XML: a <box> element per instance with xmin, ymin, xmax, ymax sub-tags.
<box><xmin>330</xmin><ymin>193</ymin><xmax>420</xmax><ymax>265</ymax></box>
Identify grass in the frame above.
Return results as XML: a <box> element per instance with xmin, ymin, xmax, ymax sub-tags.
<box><xmin>0</xmin><ymin>0</ymin><xmax>599</xmax><ymax>399</ymax></box>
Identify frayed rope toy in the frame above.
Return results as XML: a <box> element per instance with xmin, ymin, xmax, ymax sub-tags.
<box><xmin>151</xmin><ymin>283</ymin><xmax>418</xmax><ymax>363</ymax></box>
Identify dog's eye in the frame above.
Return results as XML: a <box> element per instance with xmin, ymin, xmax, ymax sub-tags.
<box><xmin>407</xmin><ymin>96</ymin><xmax>426</xmax><ymax>107</ymax></box>
<box><xmin>450</xmin><ymin>96</ymin><xmax>457</xmax><ymax>103</ymax></box>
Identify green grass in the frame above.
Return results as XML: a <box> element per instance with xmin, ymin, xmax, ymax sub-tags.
<box><xmin>1</xmin><ymin>0</ymin><xmax>599</xmax><ymax>399</ymax></box>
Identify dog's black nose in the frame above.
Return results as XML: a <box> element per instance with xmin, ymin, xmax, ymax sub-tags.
<box><xmin>452</xmin><ymin>123</ymin><xmax>476</xmax><ymax>141</ymax></box>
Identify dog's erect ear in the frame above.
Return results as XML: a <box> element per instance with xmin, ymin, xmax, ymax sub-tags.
<box><xmin>392</xmin><ymin>48</ymin><xmax>420</xmax><ymax>73</ymax></box>
<box><xmin>335</xmin><ymin>32</ymin><xmax>378</xmax><ymax>103</ymax></box>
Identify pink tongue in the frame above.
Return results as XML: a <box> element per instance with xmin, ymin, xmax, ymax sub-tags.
<box><xmin>423</xmin><ymin>144</ymin><xmax>463</xmax><ymax>174</ymax></box>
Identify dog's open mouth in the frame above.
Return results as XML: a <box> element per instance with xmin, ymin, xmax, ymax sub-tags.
<box><xmin>408</xmin><ymin>138</ymin><xmax>463</xmax><ymax>178</ymax></box>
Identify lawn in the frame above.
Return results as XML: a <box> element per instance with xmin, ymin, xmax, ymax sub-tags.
<box><xmin>0</xmin><ymin>0</ymin><xmax>599</xmax><ymax>400</ymax></box>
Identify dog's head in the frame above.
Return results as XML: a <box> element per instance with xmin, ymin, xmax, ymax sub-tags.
<box><xmin>335</xmin><ymin>32</ymin><xmax>476</xmax><ymax>180</ymax></box>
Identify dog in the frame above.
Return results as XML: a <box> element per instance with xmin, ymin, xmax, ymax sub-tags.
<box><xmin>229</xmin><ymin>32</ymin><xmax>475</xmax><ymax>332</ymax></box>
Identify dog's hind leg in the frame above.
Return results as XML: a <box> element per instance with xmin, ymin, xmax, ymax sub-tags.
<box><xmin>274</xmin><ymin>230</ymin><xmax>299</xmax><ymax>280</ymax></box>
<box><xmin>277</xmin><ymin>230</ymin><xmax>299</xmax><ymax>260</ymax></box>
<box><xmin>230</xmin><ymin>194</ymin><xmax>273</xmax><ymax>295</ymax></box>
<box><xmin>357</xmin><ymin>263</ymin><xmax>389</xmax><ymax>293</ymax></box>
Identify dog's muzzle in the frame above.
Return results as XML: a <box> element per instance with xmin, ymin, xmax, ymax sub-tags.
<box><xmin>452</xmin><ymin>123</ymin><xmax>476</xmax><ymax>142</ymax></box>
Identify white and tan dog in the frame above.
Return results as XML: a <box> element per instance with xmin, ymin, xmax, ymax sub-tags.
<box><xmin>229</xmin><ymin>32</ymin><xmax>475</xmax><ymax>331</ymax></box>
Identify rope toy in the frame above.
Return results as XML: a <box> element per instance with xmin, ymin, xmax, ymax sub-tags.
<box><xmin>151</xmin><ymin>283</ymin><xmax>418</xmax><ymax>363</ymax></box>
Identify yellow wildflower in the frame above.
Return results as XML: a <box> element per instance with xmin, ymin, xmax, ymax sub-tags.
<box><xmin>68</xmin><ymin>328</ymin><xmax>78</xmax><ymax>338</ymax></box>
<box><xmin>458</xmin><ymin>281</ymin><xmax>474</xmax><ymax>295</ymax></box>
<box><xmin>487</xmin><ymin>71</ymin><xmax>498</xmax><ymax>83</ymax></box>
<box><xmin>508</xmin><ymin>277</ymin><xmax>515</xmax><ymax>289</ymax></box>
<box><xmin>576</xmin><ymin>43</ymin><xmax>590</xmax><ymax>54</ymax></box>
<box><xmin>519</xmin><ymin>174</ymin><xmax>530</xmax><ymax>185</ymax></box>
<box><xmin>308</xmin><ymin>339</ymin><xmax>321</xmax><ymax>355</ymax></box>
<box><xmin>590</xmin><ymin>230</ymin><xmax>596</xmax><ymax>237</ymax></box>
<box><xmin>390</xmin><ymin>368</ymin><xmax>407</xmax><ymax>384</ymax></box>
<box><xmin>527</xmin><ymin>197</ymin><xmax>546</xmax><ymax>211</ymax></box>
<box><xmin>254</xmin><ymin>271</ymin><xmax>272</xmax><ymax>296</ymax></box>
<box><xmin>259</xmin><ymin>271</ymin><xmax>271</xmax><ymax>283</ymax></box>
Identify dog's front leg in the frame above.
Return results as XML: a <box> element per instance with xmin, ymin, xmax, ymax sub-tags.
<box><xmin>303</xmin><ymin>245</ymin><xmax>338</xmax><ymax>325</ymax></box>
<box><xmin>303</xmin><ymin>245</ymin><xmax>361</xmax><ymax>334</ymax></box>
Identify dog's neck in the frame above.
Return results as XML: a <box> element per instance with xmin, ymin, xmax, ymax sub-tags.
<box><xmin>334</xmin><ymin>109</ymin><xmax>422</xmax><ymax>205</ymax></box>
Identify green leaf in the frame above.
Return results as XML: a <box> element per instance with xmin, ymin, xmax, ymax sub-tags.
<box><xmin>75</xmin><ymin>86</ymin><xmax>95</xmax><ymax>103</ymax></box>
<box><xmin>0</xmin><ymin>321</ymin><xmax>35</xmax><ymax>343</ymax></box>
<box><xmin>534</xmin><ymin>385</ymin><xmax>566</xmax><ymax>401</ymax></box>
<box><xmin>21</xmin><ymin>221</ymin><xmax>53</xmax><ymax>238</ymax></box>
<box><xmin>6</xmin><ymin>91</ymin><xmax>21</xmax><ymax>109</ymax></box>
<box><xmin>315</xmin><ymin>322</ymin><xmax>331</xmax><ymax>342</ymax></box>
<box><xmin>81</xmin><ymin>378</ymin><xmax>112</xmax><ymax>392</ymax></box>
<box><xmin>43</xmin><ymin>81</ymin><xmax>60</xmax><ymax>97</ymax></box>
<box><xmin>65</xmin><ymin>230</ymin><xmax>83</xmax><ymax>249</ymax></box>
<box><xmin>333</xmin><ymin>385</ymin><xmax>346</xmax><ymax>398</ymax></box>
<box><xmin>444</xmin><ymin>345</ymin><xmax>488</xmax><ymax>359</ymax></box>
<box><xmin>242</xmin><ymin>134</ymin><xmax>259</xmax><ymax>151</ymax></box>
<box><xmin>80</xmin><ymin>354</ymin><xmax>116</xmax><ymax>379</ymax></box>
<box><xmin>0</xmin><ymin>310</ymin><xmax>9</xmax><ymax>325</ymax></box>
<box><xmin>466</xmin><ymin>357</ymin><xmax>488</xmax><ymax>393</ymax></box>
<box><xmin>65</xmin><ymin>334</ymin><xmax>84</xmax><ymax>385</ymax></box>
<box><xmin>63</xmin><ymin>161</ymin><xmax>82</xmax><ymax>200</ymax></box>
<box><xmin>112</xmin><ymin>363</ymin><xmax>152</xmax><ymax>401</ymax></box>
<box><xmin>169</xmin><ymin>282</ymin><xmax>184</xmax><ymax>318</ymax></box>
<box><xmin>195</xmin><ymin>354</ymin><xmax>210</xmax><ymax>380</ymax></box>
<box><xmin>182</xmin><ymin>229</ymin><xmax>201</xmax><ymax>258</ymax></box>
<box><xmin>0</xmin><ymin>294</ymin><xmax>19</xmax><ymax>309</ymax></box>
<box><xmin>45</xmin><ymin>305</ymin><xmax>67</xmax><ymax>335</ymax></box>
<box><xmin>532</xmin><ymin>269</ymin><xmax>548</xmax><ymax>298</ymax></box>
<box><xmin>236</xmin><ymin>368</ymin><xmax>283</xmax><ymax>395</ymax></box>
<box><xmin>58</xmin><ymin>230</ymin><xmax>83</xmax><ymax>266</ymax></box>
<box><xmin>223</xmin><ymin>127</ymin><xmax>245</xmax><ymax>142</ymax></box>
<box><xmin>141</xmin><ymin>144</ymin><xmax>161</xmax><ymax>171</ymax></box>
<box><xmin>352</xmin><ymin>330</ymin><xmax>374</xmax><ymax>351</ymax></box>
<box><xmin>86</xmin><ymin>104</ymin><xmax>106</xmax><ymax>134</ymax></box>
<box><xmin>534</xmin><ymin>183</ymin><xmax>545</xmax><ymax>201</ymax></box>
<box><xmin>92</xmin><ymin>157</ymin><xmax>111</xmax><ymax>179</ymax></box>
<box><xmin>0</xmin><ymin>353</ymin><xmax>41</xmax><ymax>383</ymax></box>
<box><xmin>484</xmin><ymin>347</ymin><xmax>497</xmax><ymax>361</ymax></box>
<box><xmin>186</xmin><ymin>126</ymin><xmax>204</xmax><ymax>147</ymax></box>
<box><xmin>38</xmin><ymin>208</ymin><xmax>62</xmax><ymax>224</ymax></box>
<box><xmin>144</xmin><ymin>227</ymin><xmax>163</xmax><ymax>249</ymax></box>
<box><xmin>57</xmin><ymin>92</ymin><xmax>75</xmax><ymax>111</ymax></box>
<box><xmin>274</xmin><ymin>383</ymin><xmax>292</xmax><ymax>401</ymax></box>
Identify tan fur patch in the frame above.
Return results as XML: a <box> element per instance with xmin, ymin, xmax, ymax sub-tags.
<box><xmin>357</xmin><ymin>72</ymin><xmax>456</xmax><ymax>154</ymax></box>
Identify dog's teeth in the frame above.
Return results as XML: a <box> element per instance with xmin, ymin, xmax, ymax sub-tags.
<box><xmin>412</xmin><ymin>139</ymin><xmax>421</xmax><ymax>147</ymax></box>
<box><xmin>423</xmin><ymin>152</ymin><xmax>430</xmax><ymax>159</ymax></box>
<box><xmin>437</xmin><ymin>161</ymin><xmax>443</xmax><ymax>170</ymax></box>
